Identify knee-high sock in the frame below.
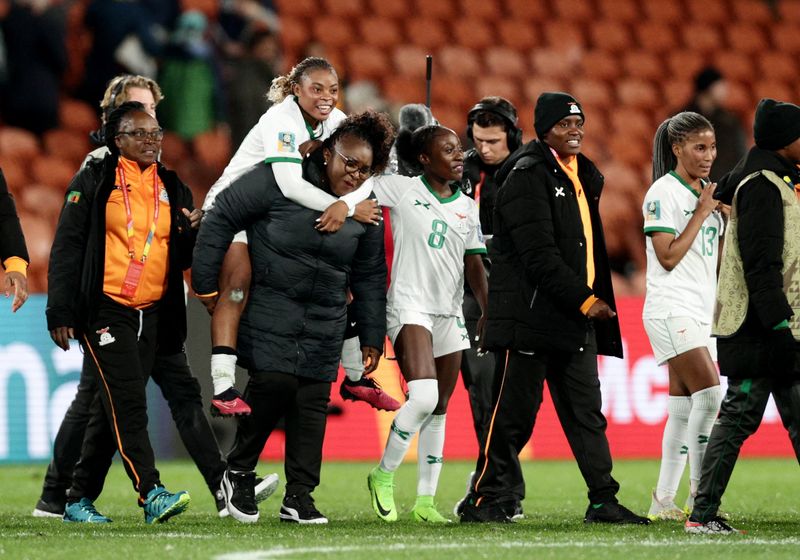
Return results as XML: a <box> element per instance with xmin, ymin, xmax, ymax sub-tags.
<box><xmin>340</xmin><ymin>336</ymin><xmax>364</xmax><ymax>382</ymax></box>
<box><xmin>379</xmin><ymin>379</ymin><xmax>438</xmax><ymax>473</ymax></box>
<box><xmin>655</xmin><ymin>396</ymin><xmax>692</xmax><ymax>500</ymax></box>
<box><xmin>688</xmin><ymin>386</ymin><xmax>722</xmax><ymax>495</ymax></box>
<box><xmin>416</xmin><ymin>413</ymin><xmax>446</xmax><ymax>496</ymax></box>
<box><xmin>211</xmin><ymin>347</ymin><xmax>237</xmax><ymax>395</ymax></box>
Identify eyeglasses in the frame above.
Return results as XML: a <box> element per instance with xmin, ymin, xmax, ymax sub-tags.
<box><xmin>334</xmin><ymin>148</ymin><xmax>372</xmax><ymax>178</ymax></box>
<box><xmin>117</xmin><ymin>128</ymin><xmax>164</xmax><ymax>141</ymax></box>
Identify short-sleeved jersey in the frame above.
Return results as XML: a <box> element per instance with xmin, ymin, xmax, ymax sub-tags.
<box><xmin>373</xmin><ymin>174</ymin><xmax>486</xmax><ymax>316</ymax></box>
<box><xmin>642</xmin><ymin>171</ymin><xmax>724</xmax><ymax>321</ymax></box>
<box><xmin>203</xmin><ymin>95</ymin><xmax>346</xmax><ymax>210</ymax></box>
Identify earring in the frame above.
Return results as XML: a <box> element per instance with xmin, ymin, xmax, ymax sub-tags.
<box><xmin>324</xmin><ymin>159</ymin><xmax>328</xmax><ymax>166</ymax></box>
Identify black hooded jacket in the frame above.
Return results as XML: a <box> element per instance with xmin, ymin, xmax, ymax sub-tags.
<box><xmin>713</xmin><ymin>146</ymin><xmax>800</xmax><ymax>377</ymax></box>
<box><xmin>191</xmin><ymin>152</ymin><xmax>387</xmax><ymax>381</ymax></box>
<box><xmin>482</xmin><ymin>140</ymin><xmax>622</xmax><ymax>357</ymax></box>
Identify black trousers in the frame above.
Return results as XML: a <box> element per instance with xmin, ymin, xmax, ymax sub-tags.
<box><xmin>461</xmin><ymin>290</ymin><xmax>502</xmax><ymax>447</ymax></box>
<box><xmin>69</xmin><ymin>298</ymin><xmax>161</xmax><ymax>500</ymax></box>
<box><xmin>692</xmin><ymin>376</ymin><xmax>800</xmax><ymax>522</ymax></box>
<box><xmin>227</xmin><ymin>371</ymin><xmax>331</xmax><ymax>498</ymax></box>
<box><xmin>471</xmin><ymin>332</ymin><xmax>620</xmax><ymax>507</ymax></box>
<box><xmin>40</xmin><ymin>347</ymin><xmax>225</xmax><ymax>503</ymax></box>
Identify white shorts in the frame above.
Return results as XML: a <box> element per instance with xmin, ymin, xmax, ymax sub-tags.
<box><xmin>643</xmin><ymin>316</ymin><xmax>717</xmax><ymax>365</ymax></box>
<box><xmin>386</xmin><ymin>307</ymin><xmax>470</xmax><ymax>358</ymax></box>
<box><xmin>232</xmin><ymin>230</ymin><xmax>248</xmax><ymax>244</ymax></box>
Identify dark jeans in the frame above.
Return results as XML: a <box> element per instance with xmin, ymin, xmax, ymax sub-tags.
<box><xmin>228</xmin><ymin>371</ymin><xmax>331</xmax><ymax>498</ymax></box>
<box><xmin>692</xmin><ymin>376</ymin><xmax>800</xmax><ymax>522</ymax></box>
<box><xmin>471</xmin><ymin>331</ymin><xmax>620</xmax><ymax>507</ymax></box>
<box><xmin>41</xmin><ymin>327</ymin><xmax>225</xmax><ymax>504</ymax></box>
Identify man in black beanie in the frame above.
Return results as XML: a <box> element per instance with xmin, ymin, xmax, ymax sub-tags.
<box><xmin>459</xmin><ymin>92</ymin><xmax>649</xmax><ymax>525</ymax></box>
<box><xmin>683</xmin><ymin>66</ymin><xmax>747</xmax><ymax>181</ymax></box>
<box><xmin>685</xmin><ymin>98</ymin><xmax>800</xmax><ymax>535</ymax></box>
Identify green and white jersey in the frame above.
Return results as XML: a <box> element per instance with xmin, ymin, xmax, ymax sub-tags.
<box><xmin>373</xmin><ymin>174</ymin><xmax>486</xmax><ymax>316</ymax></box>
<box><xmin>203</xmin><ymin>95</ymin><xmax>346</xmax><ymax>210</ymax></box>
<box><xmin>642</xmin><ymin>171</ymin><xmax>724</xmax><ymax>320</ymax></box>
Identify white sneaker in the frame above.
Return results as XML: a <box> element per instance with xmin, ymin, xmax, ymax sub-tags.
<box><xmin>453</xmin><ymin>471</ymin><xmax>475</xmax><ymax>516</ymax></box>
<box><xmin>647</xmin><ymin>490</ymin><xmax>685</xmax><ymax>521</ymax></box>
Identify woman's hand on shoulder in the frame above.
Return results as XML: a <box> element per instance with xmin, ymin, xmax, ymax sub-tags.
<box><xmin>353</xmin><ymin>199</ymin><xmax>381</xmax><ymax>226</ymax></box>
<box><xmin>316</xmin><ymin>200</ymin><xmax>348</xmax><ymax>232</ymax></box>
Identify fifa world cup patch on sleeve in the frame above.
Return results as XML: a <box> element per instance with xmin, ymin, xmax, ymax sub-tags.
<box><xmin>645</xmin><ymin>200</ymin><xmax>661</xmax><ymax>220</ymax></box>
<box><xmin>66</xmin><ymin>191</ymin><xmax>81</xmax><ymax>204</ymax></box>
<box><xmin>277</xmin><ymin>131</ymin><xmax>296</xmax><ymax>153</ymax></box>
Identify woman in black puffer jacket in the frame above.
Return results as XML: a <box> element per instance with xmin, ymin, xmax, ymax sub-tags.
<box><xmin>192</xmin><ymin>111</ymin><xmax>394</xmax><ymax>525</ymax></box>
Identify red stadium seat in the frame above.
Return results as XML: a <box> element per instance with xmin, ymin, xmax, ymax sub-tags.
<box><xmin>597</xmin><ymin>0</ymin><xmax>640</xmax><ymax>22</ymax></box>
<box><xmin>686</xmin><ymin>0</ymin><xmax>728</xmax><ymax>24</ymax></box>
<box><xmin>403</xmin><ymin>18</ymin><xmax>450</xmax><ymax>50</ymax></box>
<box><xmin>279</xmin><ymin>17</ymin><xmax>309</xmax><ymax>53</ymax></box>
<box><xmin>346</xmin><ymin>45</ymin><xmax>389</xmax><ymax>82</ymax></box>
<box><xmin>623</xmin><ymin>51</ymin><xmax>663</xmax><ymax>81</ymax></box>
<box><xmin>616</xmin><ymin>79</ymin><xmax>661</xmax><ymax>112</ymax></box>
<box><xmin>274</xmin><ymin>0</ymin><xmax>318</xmax><ymax>17</ymax></box>
<box><xmin>431</xmin><ymin>75</ymin><xmax>474</xmax><ymax>114</ymax></box>
<box><xmin>591</xmin><ymin>20</ymin><xmax>634</xmax><ymax>53</ymax></box>
<box><xmin>772</xmin><ymin>22</ymin><xmax>800</xmax><ymax>54</ymax></box>
<box><xmin>0</xmin><ymin>127</ymin><xmax>40</xmax><ymax>162</ymax></box>
<box><xmin>779</xmin><ymin>0</ymin><xmax>800</xmax><ymax>22</ymax></box>
<box><xmin>16</xmin><ymin>211</ymin><xmax>55</xmax><ymax>293</ymax></box>
<box><xmin>543</xmin><ymin>21</ymin><xmax>587</xmax><ymax>50</ymax></box>
<box><xmin>642</xmin><ymin>1</ymin><xmax>682</xmax><ymax>22</ymax></box>
<box><xmin>452</xmin><ymin>18</ymin><xmax>495</xmax><ymax>52</ymax></box>
<box><xmin>662</xmin><ymin>80</ymin><xmax>693</xmax><ymax>112</ymax></box>
<box><xmin>725</xmin><ymin>23</ymin><xmax>769</xmax><ymax>55</ymax></box>
<box><xmin>523</xmin><ymin>77</ymin><xmax>567</xmax><ymax>104</ymax></box>
<box><xmin>320</xmin><ymin>0</ymin><xmax>363</xmax><ymax>16</ymax></box>
<box><xmin>505</xmin><ymin>0</ymin><xmax>548</xmax><ymax>20</ymax></box>
<box><xmin>713</xmin><ymin>51</ymin><xmax>755</xmax><ymax>83</ymax></box>
<box><xmin>497</xmin><ymin>20</ymin><xmax>540</xmax><ymax>51</ymax></box>
<box><xmin>633</xmin><ymin>22</ymin><xmax>677</xmax><ymax>54</ymax></box>
<box><xmin>474</xmin><ymin>75</ymin><xmax>520</xmax><ymax>108</ymax></box>
<box><xmin>608</xmin><ymin>108</ymin><xmax>655</xmax><ymax>143</ymax></box>
<box><xmin>193</xmin><ymin>129</ymin><xmax>232</xmax><ymax>176</ymax></box>
<box><xmin>31</xmin><ymin>155</ymin><xmax>76</xmax><ymax>192</ymax></box>
<box><xmin>392</xmin><ymin>45</ymin><xmax>431</xmax><ymax>78</ymax></box>
<box><xmin>381</xmin><ymin>76</ymin><xmax>426</xmax><ymax>105</ymax></box>
<box><xmin>437</xmin><ymin>45</ymin><xmax>482</xmax><ymax>79</ymax></box>
<box><xmin>43</xmin><ymin>129</ymin><xmax>90</xmax><ymax>167</ymax></box>
<box><xmin>0</xmin><ymin>157</ymin><xmax>29</xmax><ymax>192</ymax></box>
<box><xmin>732</xmin><ymin>0</ymin><xmax>775</xmax><ymax>24</ymax></box>
<box><xmin>531</xmin><ymin>47</ymin><xmax>581</xmax><ymax>79</ymax></box>
<box><xmin>569</xmin><ymin>78</ymin><xmax>613</xmax><ymax>111</ymax></box>
<box><xmin>413</xmin><ymin>0</ymin><xmax>455</xmax><ymax>19</ymax></box>
<box><xmin>312</xmin><ymin>17</ymin><xmax>355</xmax><ymax>49</ymax></box>
<box><xmin>366</xmin><ymin>0</ymin><xmax>406</xmax><ymax>18</ymax></box>
<box><xmin>18</xmin><ymin>183</ymin><xmax>65</xmax><ymax>224</ymax></box>
<box><xmin>483</xmin><ymin>47</ymin><xmax>528</xmax><ymax>77</ymax></box>
<box><xmin>158</xmin><ymin>132</ymin><xmax>189</xmax><ymax>171</ymax></box>
<box><xmin>758</xmin><ymin>51</ymin><xmax>798</xmax><ymax>82</ymax></box>
<box><xmin>59</xmin><ymin>98</ymin><xmax>99</xmax><ymax>135</ymax></box>
<box><xmin>359</xmin><ymin>16</ymin><xmax>404</xmax><ymax>48</ymax></box>
<box><xmin>752</xmin><ymin>79</ymin><xmax>794</xmax><ymax>104</ymax></box>
<box><xmin>554</xmin><ymin>0</ymin><xmax>593</xmax><ymax>21</ymax></box>
<box><xmin>667</xmin><ymin>50</ymin><xmax>708</xmax><ymax>81</ymax></box>
<box><xmin>579</xmin><ymin>51</ymin><xmax>623</xmax><ymax>82</ymax></box>
<box><xmin>462</xmin><ymin>0</ymin><xmax>500</xmax><ymax>19</ymax></box>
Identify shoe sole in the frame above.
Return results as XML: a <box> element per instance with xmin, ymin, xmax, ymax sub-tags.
<box><xmin>209</xmin><ymin>404</ymin><xmax>251</xmax><ymax>418</ymax></box>
<box><xmin>33</xmin><ymin>508</ymin><xmax>63</xmax><ymax>519</ymax></box>
<box><xmin>221</xmin><ymin>473</ymin><xmax>259</xmax><ymax>524</ymax></box>
<box><xmin>255</xmin><ymin>474</ymin><xmax>280</xmax><ymax>504</ymax></box>
<box><xmin>148</xmin><ymin>493</ymin><xmax>190</xmax><ymax>524</ymax></box>
<box><xmin>367</xmin><ymin>472</ymin><xmax>397</xmax><ymax>522</ymax></box>
<box><xmin>279</xmin><ymin>507</ymin><xmax>328</xmax><ymax>524</ymax></box>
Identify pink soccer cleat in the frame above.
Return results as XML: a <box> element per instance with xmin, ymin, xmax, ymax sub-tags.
<box><xmin>340</xmin><ymin>377</ymin><xmax>401</xmax><ymax>411</ymax></box>
<box><xmin>210</xmin><ymin>388</ymin><xmax>252</xmax><ymax>418</ymax></box>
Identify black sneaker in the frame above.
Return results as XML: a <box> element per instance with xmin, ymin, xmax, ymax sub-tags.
<box><xmin>279</xmin><ymin>494</ymin><xmax>328</xmax><ymax>524</ymax></box>
<box><xmin>221</xmin><ymin>469</ymin><xmax>259</xmax><ymax>523</ymax></box>
<box><xmin>32</xmin><ymin>497</ymin><xmax>66</xmax><ymax>518</ymax></box>
<box><xmin>459</xmin><ymin>498</ymin><xmax>514</xmax><ymax>524</ymax></box>
<box><xmin>584</xmin><ymin>502</ymin><xmax>651</xmax><ymax>525</ymax></box>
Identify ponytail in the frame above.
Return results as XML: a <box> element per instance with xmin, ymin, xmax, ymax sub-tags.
<box><xmin>651</xmin><ymin>111</ymin><xmax>714</xmax><ymax>182</ymax></box>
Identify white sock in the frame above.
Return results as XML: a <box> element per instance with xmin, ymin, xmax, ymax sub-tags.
<box><xmin>688</xmin><ymin>385</ymin><xmax>722</xmax><ymax>493</ymax></box>
<box><xmin>341</xmin><ymin>336</ymin><xmax>364</xmax><ymax>382</ymax></box>
<box><xmin>211</xmin><ymin>354</ymin><xmax>237</xmax><ymax>395</ymax></box>
<box><xmin>379</xmin><ymin>379</ymin><xmax>438</xmax><ymax>472</ymax></box>
<box><xmin>655</xmin><ymin>396</ymin><xmax>691</xmax><ymax>501</ymax></box>
<box><xmin>417</xmin><ymin>413</ymin><xmax>446</xmax><ymax>496</ymax></box>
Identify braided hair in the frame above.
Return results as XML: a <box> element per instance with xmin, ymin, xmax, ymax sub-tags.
<box><xmin>267</xmin><ymin>57</ymin><xmax>337</xmax><ymax>104</ymax></box>
<box><xmin>394</xmin><ymin>125</ymin><xmax>455</xmax><ymax>175</ymax></box>
<box><xmin>652</xmin><ymin>112</ymin><xmax>714</xmax><ymax>182</ymax></box>
<box><xmin>323</xmin><ymin>110</ymin><xmax>395</xmax><ymax>175</ymax></box>
<box><xmin>103</xmin><ymin>101</ymin><xmax>146</xmax><ymax>155</ymax></box>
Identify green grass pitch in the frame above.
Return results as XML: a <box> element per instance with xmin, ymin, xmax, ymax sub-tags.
<box><xmin>2</xmin><ymin>459</ymin><xmax>799</xmax><ymax>559</ymax></box>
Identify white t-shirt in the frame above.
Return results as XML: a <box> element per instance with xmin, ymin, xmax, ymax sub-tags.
<box><xmin>202</xmin><ymin>95</ymin><xmax>367</xmax><ymax>212</ymax></box>
<box><xmin>642</xmin><ymin>171</ymin><xmax>724</xmax><ymax>321</ymax></box>
<box><xmin>373</xmin><ymin>174</ymin><xmax>486</xmax><ymax>316</ymax></box>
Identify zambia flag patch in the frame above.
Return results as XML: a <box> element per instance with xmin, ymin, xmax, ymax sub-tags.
<box><xmin>66</xmin><ymin>191</ymin><xmax>81</xmax><ymax>204</ymax></box>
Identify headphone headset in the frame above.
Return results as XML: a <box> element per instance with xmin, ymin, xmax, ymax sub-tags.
<box><xmin>466</xmin><ymin>101</ymin><xmax>523</xmax><ymax>152</ymax></box>
<box><xmin>106</xmin><ymin>75</ymin><xmax>132</xmax><ymax>119</ymax></box>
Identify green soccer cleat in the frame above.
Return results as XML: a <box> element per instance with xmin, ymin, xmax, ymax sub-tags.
<box><xmin>411</xmin><ymin>496</ymin><xmax>451</xmax><ymax>523</ymax></box>
<box><xmin>367</xmin><ymin>467</ymin><xmax>397</xmax><ymax>522</ymax></box>
<box><xmin>142</xmin><ymin>486</ymin><xmax>190</xmax><ymax>524</ymax></box>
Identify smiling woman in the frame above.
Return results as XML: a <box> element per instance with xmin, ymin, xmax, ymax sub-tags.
<box><xmin>45</xmin><ymin>100</ymin><xmax>200</xmax><ymax>523</ymax></box>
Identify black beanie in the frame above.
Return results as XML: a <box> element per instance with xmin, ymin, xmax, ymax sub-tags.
<box><xmin>534</xmin><ymin>92</ymin><xmax>584</xmax><ymax>138</ymax></box>
<box><xmin>754</xmin><ymin>98</ymin><xmax>800</xmax><ymax>151</ymax></box>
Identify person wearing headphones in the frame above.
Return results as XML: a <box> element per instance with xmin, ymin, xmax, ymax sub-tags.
<box><xmin>454</xmin><ymin>97</ymin><xmax>524</xmax><ymax>519</ymax></box>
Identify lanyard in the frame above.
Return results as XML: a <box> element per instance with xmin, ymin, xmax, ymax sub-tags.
<box><xmin>117</xmin><ymin>164</ymin><xmax>160</xmax><ymax>262</ymax></box>
<box><xmin>474</xmin><ymin>171</ymin><xmax>486</xmax><ymax>208</ymax></box>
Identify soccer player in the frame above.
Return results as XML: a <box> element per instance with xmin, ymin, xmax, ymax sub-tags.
<box><xmin>197</xmin><ymin>56</ymin><xmax>397</xmax><ymax>416</ymax></box>
<box><xmin>367</xmin><ymin>125</ymin><xmax>488</xmax><ymax>523</ymax></box>
<box><xmin>642</xmin><ymin>112</ymin><xmax>723</xmax><ymax>520</ymax></box>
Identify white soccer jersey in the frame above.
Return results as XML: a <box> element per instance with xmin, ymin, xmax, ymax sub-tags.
<box><xmin>373</xmin><ymin>174</ymin><xmax>486</xmax><ymax>316</ymax></box>
<box><xmin>642</xmin><ymin>171</ymin><xmax>724</xmax><ymax>321</ymax></box>
<box><xmin>202</xmin><ymin>95</ymin><xmax>347</xmax><ymax>210</ymax></box>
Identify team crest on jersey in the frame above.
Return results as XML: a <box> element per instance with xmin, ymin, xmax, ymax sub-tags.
<box><xmin>277</xmin><ymin>131</ymin><xmax>296</xmax><ymax>153</ymax></box>
<box><xmin>159</xmin><ymin>187</ymin><xmax>169</xmax><ymax>203</ymax></box>
<box><xmin>96</xmin><ymin>327</ymin><xmax>116</xmax><ymax>347</ymax></box>
<box><xmin>646</xmin><ymin>200</ymin><xmax>661</xmax><ymax>220</ymax></box>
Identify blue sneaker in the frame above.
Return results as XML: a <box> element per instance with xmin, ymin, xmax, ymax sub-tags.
<box><xmin>142</xmin><ymin>486</ymin><xmax>190</xmax><ymax>524</ymax></box>
<box><xmin>63</xmin><ymin>498</ymin><xmax>112</xmax><ymax>523</ymax></box>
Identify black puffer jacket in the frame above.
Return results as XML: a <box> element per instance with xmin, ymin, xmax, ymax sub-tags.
<box><xmin>46</xmin><ymin>153</ymin><xmax>197</xmax><ymax>351</ymax></box>
<box><xmin>482</xmin><ymin>140</ymin><xmax>622</xmax><ymax>357</ymax></box>
<box><xmin>191</xmin><ymin>155</ymin><xmax>387</xmax><ymax>381</ymax></box>
<box><xmin>0</xmin><ymin>168</ymin><xmax>29</xmax><ymax>265</ymax></box>
<box><xmin>713</xmin><ymin>146</ymin><xmax>800</xmax><ymax>378</ymax></box>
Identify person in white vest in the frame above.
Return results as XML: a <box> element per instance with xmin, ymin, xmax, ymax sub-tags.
<box><xmin>685</xmin><ymin>98</ymin><xmax>800</xmax><ymax>535</ymax></box>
